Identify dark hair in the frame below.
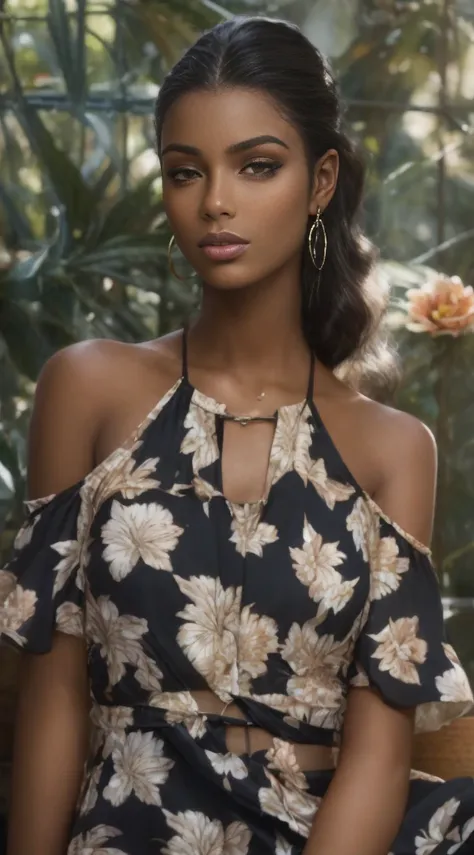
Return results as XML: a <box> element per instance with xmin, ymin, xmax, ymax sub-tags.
<box><xmin>155</xmin><ymin>16</ymin><xmax>397</xmax><ymax>397</ymax></box>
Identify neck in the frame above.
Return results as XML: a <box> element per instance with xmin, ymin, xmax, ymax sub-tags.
<box><xmin>191</xmin><ymin>271</ymin><xmax>309</xmax><ymax>375</ymax></box>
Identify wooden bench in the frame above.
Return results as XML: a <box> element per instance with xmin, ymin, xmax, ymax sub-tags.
<box><xmin>412</xmin><ymin>717</ymin><xmax>474</xmax><ymax>780</ymax></box>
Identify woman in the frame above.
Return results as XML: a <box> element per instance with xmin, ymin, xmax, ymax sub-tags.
<box><xmin>1</xmin><ymin>15</ymin><xmax>473</xmax><ymax>855</ymax></box>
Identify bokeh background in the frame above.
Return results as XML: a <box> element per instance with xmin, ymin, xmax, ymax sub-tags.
<box><xmin>0</xmin><ymin>0</ymin><xmax>473</xmax><ymax>830</ymax></box>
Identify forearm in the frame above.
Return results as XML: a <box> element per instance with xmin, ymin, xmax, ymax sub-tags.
<box><xmin>303</xmin><ymin>751</ymin><xmax>410</xmax><ymax>855</ymax></box>
<box><xmin>8</xmin><ymin>644</ymin><xmax>90</xmax><ymax>855</ymax></box>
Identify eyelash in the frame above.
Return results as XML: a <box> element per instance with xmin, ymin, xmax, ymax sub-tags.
<box><xmin>166</xmin><ymin>159</ymin><xmax>283</xmax><ymax>184</ymax></box>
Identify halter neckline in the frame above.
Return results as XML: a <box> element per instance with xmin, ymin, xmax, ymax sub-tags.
<box><xmin>181</xmin><ymin>327</ymin><xmax>316</xmax><ymax>416</ymax></box>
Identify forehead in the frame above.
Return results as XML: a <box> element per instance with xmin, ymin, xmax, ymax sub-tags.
<box><xmin>160</xmin><ymin>87</ymin><xmax>304</xmax><ymax>154</ymax></box>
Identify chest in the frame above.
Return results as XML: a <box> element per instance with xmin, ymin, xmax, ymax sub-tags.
<box><xmin>85</xmin><ymin>471</ymin><xmax>371</xmax><ymax>646</ymax></box>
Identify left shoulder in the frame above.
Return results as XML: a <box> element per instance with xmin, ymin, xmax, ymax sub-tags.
<box><xmin>367</xmin><ymin>401</ymin><xmax>437</xmax><ymax>466</ymax></box>
<box><xmin>365</xmin><ymin>401</ymin><xmax>437</xmax><ymax>547</ymax></box>
<box><xmin>365</xmin><ymin>399</ymin><xmax>437</xmax><ymax>481</ymax></box>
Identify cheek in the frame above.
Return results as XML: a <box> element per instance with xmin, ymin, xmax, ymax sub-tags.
<box><xmin>252</xmin><ymin>175</ymin><xmax>310</xmax><ymax>252</ymax></box>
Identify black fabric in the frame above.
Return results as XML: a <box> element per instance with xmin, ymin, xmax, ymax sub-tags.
<box><xmin>1</xmin><ymin>357</ymin><xmax>473</xmax><ymax>854</ymax></box>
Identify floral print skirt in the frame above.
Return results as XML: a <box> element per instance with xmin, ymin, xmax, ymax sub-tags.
<box><xmin>67</xmin><ymin>705</ymin><xmax>474</xmax><ymax>855</ymax></box>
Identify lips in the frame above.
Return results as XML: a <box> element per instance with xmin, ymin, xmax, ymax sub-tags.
<box><xmin>198</xmin><ymin>231</ymin><xmax>249</xmax><ymax>247</ymax></box>
<box><xmin>198</xmin><ymin>231</ymin><xmax>250</xmax><ymax>263</ymax></box>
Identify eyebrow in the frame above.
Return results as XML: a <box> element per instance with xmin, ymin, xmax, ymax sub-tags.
<box><xmin>161</xmin><ymin>135</ymin><xmax>290</xmax><ymax>158</ymax></box>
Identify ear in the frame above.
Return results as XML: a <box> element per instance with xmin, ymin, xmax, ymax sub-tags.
<box><xmin>308</xmin><ymin>149</ymin><xmax>339</xmax><ymax>216</ymax></box>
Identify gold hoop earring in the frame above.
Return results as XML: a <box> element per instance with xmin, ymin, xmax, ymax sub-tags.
<box><xmin>167</xmin><ymin>235</ymin><xmax>196</xmax><ymax>282</ymax></box>
<box><xmin>308</xmin><ymin>207</ymin><xmax>327</xmax><ymax>272</ymax></box>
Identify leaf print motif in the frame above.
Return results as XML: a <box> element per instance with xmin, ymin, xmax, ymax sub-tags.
<box><xmin>149</xmin><ymin>690</ymin><xmax>207</xmax><ymax>738</ymax></box>
<box><xmin>80</xmin><ymin>762</ymin><xmax>103</xmax><ymax>815</ymax></box>
<box><xmin>346</xmin><ymin>496</ymin><xmax>378</xmax><ymax>563</ymax></box>
<box><xmin>229</xmin><ymin>504</ymin><xmax>278</xmax><ymax>557</ymax></box>
<box><xmin>237</xmin><ymin>605</ymin><xmax>279</xmax><ymax>692</ymax></box>
<box><xmin>280</xmin><ymin>621</ymin><xmax>346</xmax><ymax>727</ymax></box>
<box><xmin>175</xmin><ymin>575</ymin><xmax>240</xmax><ymax>700</ymax></box>
<box><xmin>87</xmin><ymin>595</ymin><xmax>163</xmax><ymax>690</ymax></box>
<box><xmin>435</xmin><ymin>660</ymin><xmax>473</xmax><ymax>703</ymax></box>
<box><xmin>13</xmin><ymin>515</ymin><xmax>39</xmax><ymax>550</ymax></box>
<box><xmin>447</xmin><ymin>817</ymin><xmax>474</xmax><ymax>854</ymax></box>
<box><xmin>0</xmin><ymin>570</ymin><xmax>15</xmax><ymax>603</ymax></box>
<box><xmin>162</xmin><ymin>809</ymin><xmax>252</xmax><ymax>855</ymax></box>
<box><xmin>101</xmin><ymin>500</ymin><xmax>183</xmax><ymax>581</ymax></box>
<box><xmin>370</xmin><ymin>536</ymin><xmax>410</xmax><ymax>600</ymax></box>
<box><xmin>67</xmin><ymin>824</ymin><xmax>124</xmax><ymax>855</ymax></box>
<box><xmin>0</xmin><ymin>583</ymin><xmax>37</xmax><ymax>646</ymax></box>
<box><xmin>103</xmin><ymin>731</ymin><xmax>174</xmax><ymax>807</ymax></box>
<box><xmin>90</xmin><ymin>704</ymin><xmax>134</xmax><ymax>759</ymax></box>
<box><xmin>51</xmin><ymin>540</ymin><xmax>82</xmax><ymax>596</ymax></box>
<box><xmin>223</xmin><ymin>820</ymin><xmax>253</xmax><ymax>855</ymax></box>
<box><xmin>295</xmin><ymin>456</ymin><xmax>354</xmax><ymax>510</ymax></box>
<box><xmin>193</xmin><ymin>476</ymin><xmax>221</xmax><ymax>516</ymax></box>
<box><xmin>370</xmin><ymin>617</ymin><xmax>427</xmax><ymax>684</ymax></box>
<box><xmin>205</xmin><ymin>750</ymin><xmax>248</xmax><ymax>780</ymax></box>
<box><xmin>290</xmin><ymin>518</ymin><xmax>357</xmax><ymax>615</ymax></box>
<box><xmin>102</xmin><ymin>455</ymin><xmax>161</xmax><ymax>501</ymax></box>
<box><xmin>181</xmin><ymin>400</ymin><xmax>220</xmax><ymax>473</ymax></box>
<box><xmin>56</xmin><ymin>601</ymin><xmax>84</xmax><ymax>637</ymax></box>
<box><xmin>271</xmin><ymin>406</ymin><xmax>312</xmax><ymax>484</ymax></box>
<box><xmin>258</xmin><ymin>767</ymin><xmax>320</xmax><ymax>837</ymax></box>
<box><xmin>266</xmin><ymin>738</ymin><xmax>307</xmax><ymax>791</ymax></box>
<box><xmin>414</xmin><ymin>797</ymin><xmax>460</xmax><ymax>855</ymax></box>
<box><xmin>275</xmin><ymin>834</ymin><xmax>294</xmax><ymax>855</ymax></box>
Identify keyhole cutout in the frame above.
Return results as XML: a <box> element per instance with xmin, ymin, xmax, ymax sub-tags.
<box><xmin>219</xmin><ymin>417</ymin><xmax>277</xmax><ymax>505</ymax></box>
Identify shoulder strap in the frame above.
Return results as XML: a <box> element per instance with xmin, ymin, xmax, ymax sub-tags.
<box><xmin>306</xmin><ymin>350</ymin><xmax>315</xmax><ymax>404</ymax></box>
<box><xmin>181</xmin><ymin>327</ymin><xmax>189</xmax><ymax>381</ymax></box>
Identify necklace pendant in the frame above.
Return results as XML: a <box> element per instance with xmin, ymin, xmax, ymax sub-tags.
<box><xmin>257</xmin><ymin>391</ymin><xmax>265</xmax><ymax>401</ymax></box>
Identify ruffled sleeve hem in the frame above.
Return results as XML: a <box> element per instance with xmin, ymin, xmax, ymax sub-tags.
<box><xmin>0</xmin><ymin>482</ymin><xmax>87</xmax><ymax>654</ymax></box>
<box><xmin>348</xmin><ymin>508</ymin><xmax>474</xmax><ymax>733</ymax></box>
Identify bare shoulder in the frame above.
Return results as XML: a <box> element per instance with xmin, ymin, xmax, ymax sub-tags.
<box><xmin>356</xmin><ymin>396</ymin><xmax>437</xmax><ymax>546</ymax></box>
<box><xmin>317</xmin><ymin>366</ymin><xmax>437</xmax><ymax>546</ymax></box>
<box><xmin>28</xmin><ymin>334</ymin><xmax>182</xmax><ymax>499</ymax></box>
<box><xmin>359</xmin><ymin>396</ymin><xmax>437</xmax><ymax>482</ymax></box>
<box><xmin>358</xmin><ymin>396</ymin><xmax>436</xmax><ymax>468</ymax></box>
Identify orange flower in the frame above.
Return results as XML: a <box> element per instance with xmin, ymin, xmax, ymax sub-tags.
<box><xmin>406</xmin><ymin>276</ymin><xmax>474</xmax><ymax>336</ymax></box>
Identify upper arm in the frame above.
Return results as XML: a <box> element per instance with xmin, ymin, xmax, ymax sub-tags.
<box><xmin>27</xmin><ymin>341</ymin><xmax>108</xmax><ymax>499</ymax></box>
<box><xmin>341</xmin><ymin>685</ymin><xmax>414</xmax><ymax>767</ymax></box>
<box><xmin>372</xmin><ymin>412</ymin><xmax>437</xmax><ymax>547</ymax></box>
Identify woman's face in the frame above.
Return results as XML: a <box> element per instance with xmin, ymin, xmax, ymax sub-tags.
<box><xmin>160</xmin><ymin>86</ymin><xmax>337</xmax><ymax>293</ymax></box>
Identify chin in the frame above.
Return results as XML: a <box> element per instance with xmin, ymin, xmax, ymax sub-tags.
<box><xmin>200</xmin><ymin>265</ymin><xmax>258</xmax><ymax>292</ymax></box>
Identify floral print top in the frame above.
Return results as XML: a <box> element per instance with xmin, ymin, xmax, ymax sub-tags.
<box><xmin>1</xmin><ymin>338</ymin><xmax>473</xmax><ymax>752</ymax></box>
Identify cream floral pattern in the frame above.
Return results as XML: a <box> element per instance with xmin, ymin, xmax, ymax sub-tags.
<box><xmin>0</xmin><ymin>338</ymin><xmax>473</xmax><ymax>855</ymax></box>
<box><xmin>162</xmin><ymin>810</ymin><xmax>252</xmax><ymax>855</ymax></box>
<box><xmin>230</xmin><ymin>503</ymin><xmax>278</xmax><ymax>557</ymax></box>
<box><xmin>369</xmin><ymin>616</ymin><xmax>428</xmax><ymax>685</ymax></box>
<box><xmin>415</xmin><ymin>797</ymin><xmax>460</xmax><ymax>855</ymax></box>
<box><xmin>103</xmin><ymin>731</ymin><xmax>173</xmax><ymax>807</ymax></box>
<box><xmin>101</xmin><ymin>500</ymin><xmax>183</xmax><ymax>579</ymax></box>
<box><xmin>290</xmin><ymin>518</ymin><xmax>357</xmax><ymax>615</ymax></box>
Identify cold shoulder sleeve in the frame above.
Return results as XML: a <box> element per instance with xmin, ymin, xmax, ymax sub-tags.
<box><xmin>348</xmin><ymin>508</ymin><xmax>474</xmax><ymax>733</ymax></box>
<box><xmin>0</xmin><ymin>483</ymin><xmax>87</xmax><ymax>653</ymax></box>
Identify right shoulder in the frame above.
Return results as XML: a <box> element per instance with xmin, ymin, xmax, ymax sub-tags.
<box><xmin>36</xmin><ymin>334</ymin><xmax>182</xmax><ymax>409</ymax></box>
<box><xmin>28</xmin><ymin>336</ymin><xmax>181</xmax><ymax>499</ymax></box>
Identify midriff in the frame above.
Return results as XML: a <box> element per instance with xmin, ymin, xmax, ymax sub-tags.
<box><xmin>190</xmin><ymin>689</ymin><xmax>336</xmax><ymax>772</ymax></box>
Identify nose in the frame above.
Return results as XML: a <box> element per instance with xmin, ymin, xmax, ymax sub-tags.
<box><xmin>199</xmin><ymin>170</ymin><xmax>236</xmax><ymax>221</ymax></box>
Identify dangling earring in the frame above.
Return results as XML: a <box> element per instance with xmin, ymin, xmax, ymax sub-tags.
<box><xmin>307</xmin><ymin>207</ymin><xmax>328</xmax><ymax>307</ymax></box>
<box><xmin>308</xmin><ymin>207</ymin><xmax>327</xmax><ymax>271</ymax></box>
<box><xmin>167</xmin><ymin>235</ymin><xmax>197</xmax><ymax>282</ymax></box>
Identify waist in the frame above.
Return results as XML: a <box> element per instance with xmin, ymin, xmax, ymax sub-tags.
<box><xmin>92</xmin><ymin>689</ymin><xmax>336</xmax><ymax>772</ymax></box>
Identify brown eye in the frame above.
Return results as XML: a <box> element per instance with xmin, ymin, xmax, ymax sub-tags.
<box><xmin>242</xmin><ymin>160</ymin><xmax>282</xmax><ymax>177</ymax></box>
<box><xmin>167</xmin><ymin>167</ymin><xmax>200</xmax><ymax>183</ymax></box>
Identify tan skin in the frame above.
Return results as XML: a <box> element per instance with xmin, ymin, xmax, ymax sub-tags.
<box><xmin>8</xmin><ymin>87</ymin><xmax>437</xmax><ymax>855</ymax></box>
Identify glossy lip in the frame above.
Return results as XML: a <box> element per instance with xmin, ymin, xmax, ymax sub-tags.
<box><xmin>198</xmin><ymin>231</ymin><xmax>249</xmax><ymax>247</ymax></box>
<box><xmin>201</xmin><ymin>243</ymin><xmax>249</xmax><ymax>261</ymax></box>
